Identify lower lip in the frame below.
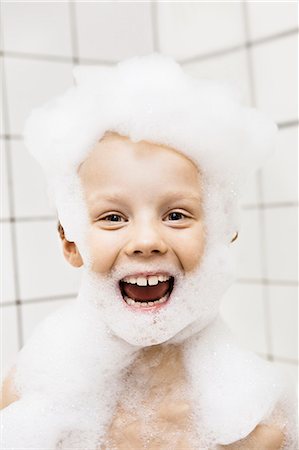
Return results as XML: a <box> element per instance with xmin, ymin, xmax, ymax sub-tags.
<box><xmin>122</xmin><ymin>291</ymin><xmax>172</xmax><ymax>312</ymax></box>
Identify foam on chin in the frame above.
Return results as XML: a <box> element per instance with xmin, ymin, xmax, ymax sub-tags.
<box><xmin>78</xmin><ymin>240</ymin><xmax>235</xmax><ymax>347</ymax></box>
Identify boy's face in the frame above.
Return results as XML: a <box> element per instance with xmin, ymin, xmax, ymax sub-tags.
<box><xmin>77</xmin><ymin>133</ymin><xmax>204</xmax><ymax>297</ymax></box>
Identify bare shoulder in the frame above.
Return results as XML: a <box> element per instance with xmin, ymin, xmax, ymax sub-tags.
<box><xmin>221</xmin><ymin>424</ymin><xmax>285</xmax><ymax>450</ymax></box>
<box><xmin>0</xmin><ymin>367</ymin><xmax>20</xmax><ymax>410</ymax></box>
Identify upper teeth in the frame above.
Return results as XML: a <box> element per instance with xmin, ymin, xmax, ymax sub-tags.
<box><xmin>122</xmin><ymin>274</ymin><xmax>170</xmax><ymax>286</ymax></box>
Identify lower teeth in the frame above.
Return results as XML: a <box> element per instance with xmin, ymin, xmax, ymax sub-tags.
<box><xmin>124</xmin><ymin>293</ymin><xmax>169</xmax><ymax>307</ymax></box>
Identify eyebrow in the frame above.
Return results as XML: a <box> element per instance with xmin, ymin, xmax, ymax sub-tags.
<box><xmin>90</xmin><ymin>190</ymin><xmax>201</xmax><ymax>204</ymax></box>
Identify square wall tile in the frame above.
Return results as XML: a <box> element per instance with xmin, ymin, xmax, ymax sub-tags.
<box><xmin>10</xmin><ymin>140</ymin><xmax>55</xmax><ymax>218</ymax></box>
<box><xmin>262</xmin><ymin>126</ymin><xmax>298</xmax><ymax>204</ymax></box>
<box><xmin>15</xmin><ymin>220</ymin><xmax>81</xmax><ymax>300</ymax></box>
<box><xmin>252</xmin><ymin>35</ymin><xmax>298</xmax><ymax>123</ymax></box>
<box><xmin>220</xmin><ymin>282</ymin><xmax>268</xmax><ymax>354</ymax></box>
<box><xmin>1</xmin><ymin>223</ymin><xmax>16</xmax><ymax>304</ymax></box>
<box><xmin>75</xmin><ymin>2</ymin><xmax>153</xmax><ymax>61</ymax></box>
<box><xmin>183</xmin><ymin>49</ymin><xmax>251</xmax><ymax>105</ymax></box>
<box><xmin>1</xmin><ymin>305</ymin><xmax>19</xmax><ymax>379</ymax></box>
<box><xmin>236</xmin><ymin>209</ymin><xmax>263</xmax><ymax>279</ymax></box>
<box><xmin>4</xmin><ymin>57</ymin><xmax>73</xmax><ymax>135</ymax></box>
<box><xmin>22</xmin><ymin>298</ymin><xmax>74</xmax><ymax>343</ymax></box>
<box><xmin>158</xmin><ymin>2</ymin><xmax>245</xmax><ymax>60</ymax></box>
<box><xmin>264</xmin><ymin>207</ymin><xmax>298</xmax><ymax>281</ymax></box>
<box><xmin>247</xmin><ymin>2</ymin><xmax>298</xmax><ymax>41</ymax></box>
<box><xmin>268</xmin><ymin>285</ymin><xmax>298</xmax><ymax>360</ymax></box>
<box><xmin>1</xmin><ymin>139</ymin><xmax>10</xmax><ymax>220</ymax></box>
<box><xmin>2</xmin><ymin>2</ymin><xmax>72</xmax><ymax>57</ymax></box>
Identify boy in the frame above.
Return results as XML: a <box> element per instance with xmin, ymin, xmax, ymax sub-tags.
<box><xmin>1</xmin><ymin>54</ymin><xmax>295</xmax><ymax>449</ymax></box>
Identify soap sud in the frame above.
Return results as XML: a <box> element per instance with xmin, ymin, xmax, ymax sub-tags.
<box><xmin>23</xmin><ymin>52</ymin><xmax>277</xmax><ymax>243</ymax></box>
<box><xmin>1</xmin><ymin>54</ymin><xmax>296</xmax><ymax>448</ymax></box>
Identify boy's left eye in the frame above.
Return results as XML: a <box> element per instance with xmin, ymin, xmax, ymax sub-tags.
<box><xmin>166</xmin><ymin>211</ymin><xmax>187</xmax><ymax>221</ymax></box>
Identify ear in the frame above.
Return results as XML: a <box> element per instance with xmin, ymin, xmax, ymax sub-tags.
<box><xmin>62</xmin><ymin>240</ymin><xmax>83</xmax><ymax>267</ymax></box>
<box><xmin>57</xmin><ymin>222</ymin><xmax>83</xmax><ymax>268</ymax></box>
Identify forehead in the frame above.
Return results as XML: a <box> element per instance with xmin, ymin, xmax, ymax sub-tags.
<box><xmin>81</xmin><ymin>131</ymin><xmax>199</xmax><ymax>171</ymax></box>
<box><xmin>78</xmin><ymin>132</ymin><xmax>201</xmax><ymax>196</ymax></box>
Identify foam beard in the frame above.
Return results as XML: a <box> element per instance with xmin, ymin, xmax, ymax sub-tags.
<box><xmin>77</xmin><ymin>241</ymin><xmax>236</xmax><ymax>347</ymax></box>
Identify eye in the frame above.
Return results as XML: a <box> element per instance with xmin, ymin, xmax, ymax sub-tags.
<box><xmin>166</xmin><ymin>211</ymin><xmax>187</xmax><ymax>221</ymax></box>
<box><xmin>101</xmin><ymin>214</ymin><xmax>126</xmax><ymax>223</ymax></box>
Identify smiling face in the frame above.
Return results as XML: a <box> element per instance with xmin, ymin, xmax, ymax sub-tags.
<box><xmin>76</xmin><ymin>132</ymin><xmax>205</xmax><ymax>311</ymax></box>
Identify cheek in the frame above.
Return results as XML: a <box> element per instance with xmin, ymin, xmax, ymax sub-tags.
<box><xmin>174</xmin><ymin>225</ymin><xmax>205</xmax><ymax>272</ymax></box>
<box><xmin>86</xmin><ymin>228</ymin><xmax>122</xmax><ymax>273</ymax></box>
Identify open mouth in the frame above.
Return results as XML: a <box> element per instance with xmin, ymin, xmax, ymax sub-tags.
<box><xmin>119</xmin><ymin>273</ymin><xmax>174</xmax><ymax>309</ymax></box>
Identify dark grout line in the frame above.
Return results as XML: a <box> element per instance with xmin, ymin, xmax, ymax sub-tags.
<box><xmin>181</xmin><ymin>28</ymin><xmax>298</xmax><ymax>66</ymax></box>
<box><xmin>256</xmin><ymin>353</ymin><xmax>298</xmax><ymax>365</ymax></box>
<box><xmin>180</xmin><ymin>43</ymin><xmax>246</xmax><ymax>65</ymax></box>
<box><xmin>69</xmin><ymin>0</ymin><xmax>80</xmax><ymax>66</ymax></box>
<box><xmin>150</xmin><ymin>1</ymin><xmax>159</xmax><ymax>53</ymax></box>
<box><xmin>0</xmin><ymin>294</ymin><xmax>77</xmax><ymax>307</ymax></box>
<box><xmin>237</xmin><ymin>278</ymin><xmax>299</xmax><ymax>287</ymax></box>
<box><xmin>242</xmin><ymin>0</ymin><xmax>273</xmax><ymax>358</ymax></box>
<box><xmin>0</xmin><ymin>27</ymin><xmax>297</xmax><ymax>68</ymax></box>
<box><xmin>1</xmin><ymin>58</ymin><xmax>24</xmax><ymax>349</ymax></box>
<box><xmin>0</xmin><ymin>50</ymin><xmax>116</xmax><ymax>66</ymax></box>
<box><xmin>246</xmin><ymin>27</ymin><xmax>299</xmax><ymax>48</ymax></box>
<box><xmin>0</xmin><ymin>216</ymin><xmax>57</xmax><ymax>223</ymax></box>
<box><xmin>271</xmin><ymin>356</ymin><xmax>299</xmax><ymax>366</ymax></box>
<box><xmin>0</xmin><ymin>134</ymin><xmax>23</xmax><ymax>140</ymax></box>
<box><xmin>242</xmin><ymin>202</ymin><xmax>299</xmax><ymax>210</ymax></box>
<box><xmin>278</xmin><ymin>120</ymin><xmax>299</xmax><ymax>129</ymax></box>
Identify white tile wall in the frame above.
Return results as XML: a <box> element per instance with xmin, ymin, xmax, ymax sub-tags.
<box><xmin>247</xmin><ymin>2</ymin><xmax>298</xmax><ymax>40</ymax></box>
<box><xmin>10</xmin><ymin>140</ymin><xmax>54</xmax><ymax>218</ymax></box>
<box><xmin>1</xmin><ymin>305</ymin><xmax>19</xmax><ymax>377</ymax></box>
<box><xmin>75</xmin><ymin>2</ymin><xmax>154</xmax><ymax>61</ymax></box>
<box><xmin>1</xmin><ymin>2</ymin><xmax>72</xmax><ymax>57</ymax></box>
<box><xmin>1</xmin><ymin>223</ymin><xmax>16</xmax><ymax>304</ymax></box>
<box><xmin>272</xmin><ymin>361</ymin><xmax>298</xmax><ymax>387</ymax></box>
<box><xmin>0</xmin><ymin>139</ymin><xmax>10</xmax><ymax>220</ymax></box>
<box><xmin>264</xmin><ymin>207</ymin><xmax>298</xmax><ymax>281</ymax></box>
<box><xmin>158</xmin><ymin>2</ymin><xmax>245</xmax><ymax>59</ymax></box>
<box><xmin>220</xmin><ymin>282</ymin><xmax>268</xmax><ymax>354</ymax></box>
<box><xmin>4</xmin><ymin>57</ymin><xmax>73</xmax><ymax>135</ymax></box>
<box><xmin>183</xmin><ymin>49</ymin><xmax>251</xmax><ymax>105</ymax></box>
<box><xmin>15</xmin><ymin>221</ymin><xmax>81</xmax><ymax>300</ymax></box>
<box><xmin>252</xmin><ymin>35</ymin><xmax>298</xmax><ymax>123</ymax></box>
<box><xmin>268</xmin><ymin>285</ymin><xmax>298</xmax><ymax>360</ymax></box>
<box><xmin>262</xmin><ymin>127</ymin><xmax>298</xmax><ymax>204</ymax></box>
<box><xmin>22</xmin><ymin>298</ymin><xmax>74</xmax><ymax>343</ymax></box>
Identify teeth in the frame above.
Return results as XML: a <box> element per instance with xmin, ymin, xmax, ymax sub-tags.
<box><xmin>124</xmin><ymin>293</ymin><xmax>169</xmax><ymax>308</ymax></box>
<box><xmin>148</xmin><ymin>275</ymin><xmax>158</xmax><ymax>286</ymax></box>
<box><xmin>122</xmin><ymin>274</ymin><xmax>170</xmax><ymax>285</ymax></box>
<box><xmin>137</xmin><ymin>276</ymin><xmax>147</xmax><ymax>286</ymax></box>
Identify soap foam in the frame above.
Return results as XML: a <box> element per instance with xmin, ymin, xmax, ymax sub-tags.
<box><xmin>2</xmin><ymin>54</ymin><xmax>296</xmax><ymax>449</ymax></box>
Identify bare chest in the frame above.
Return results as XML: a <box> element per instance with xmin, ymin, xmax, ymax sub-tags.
<box><xmin>101</xmin><ymin>345</ymin><xmax>197</xmax><ymax>450</ymax></box>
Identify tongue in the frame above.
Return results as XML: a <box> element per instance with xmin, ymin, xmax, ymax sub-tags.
<box><xmin>122</xmin><ymin>280</ymin><xmax>170</xmax><ymax>301</ymax></box>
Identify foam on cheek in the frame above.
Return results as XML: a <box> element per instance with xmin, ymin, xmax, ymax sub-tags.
<box><xmin>78</xmin><ymin>228</ymin><xmax>236</xmax><ymax>347</ymax></box>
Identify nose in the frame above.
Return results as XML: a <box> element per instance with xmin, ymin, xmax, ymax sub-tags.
<box><xmin>124</xmin><ymin>221</ymin><xmax>168</xmax><ymax>257</ymax></box>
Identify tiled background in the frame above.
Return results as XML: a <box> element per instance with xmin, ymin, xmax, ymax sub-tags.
<box><xmin>1</xmin><ymin>2</ymin><xmax>298</xmax><ymax>384</ymax></box>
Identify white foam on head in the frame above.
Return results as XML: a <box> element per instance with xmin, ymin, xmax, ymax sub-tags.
<box><xmin>23</xmin><ymin>52</ymin><xmax>277</xmax><ymax>244</ymax></box>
